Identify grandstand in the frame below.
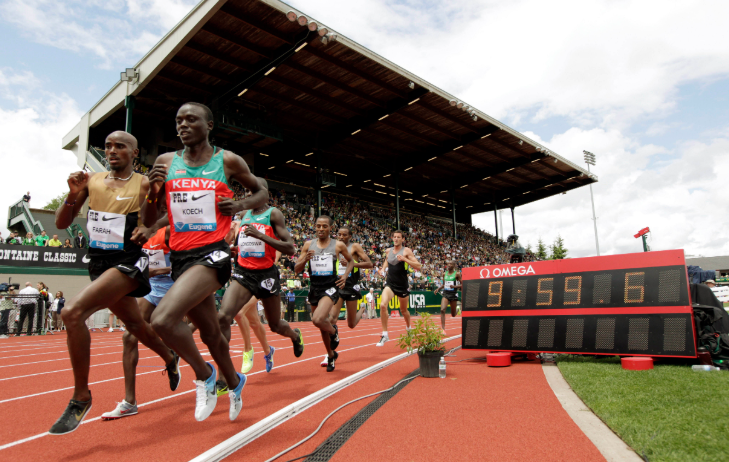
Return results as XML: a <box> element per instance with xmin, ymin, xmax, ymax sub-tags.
<box><xmin>6</xmin><ymin>197</ymin><xmax>88</xmax><ymax>245</ymax></box>
<box><xmin>61</xmin><ymin>0</ymin><xmax>596</xmax><ymax>244</ymax></box>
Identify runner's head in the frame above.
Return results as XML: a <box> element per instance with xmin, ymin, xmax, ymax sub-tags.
<box><xmin>315</xmin><ymin>215</ymin><xmax>333</xmax><ymax>240</ymax></box>
<box><xmin>176</xmin><ymin>102</ymin><xmax>214</xmax><ymax>146</ymax></box>
<box><xmin>391</xmin><ymin>229</ymin><xmax>405</xmax><ymax>246</ymax></box>
<box><xmin>447</xmin><ymin>259</ymin><xmax>455</xmax><ymax>270</ymax></box>
<box><xmin>337</xmin><ymin>226</ymin><xmax>351</xmax><ymax>244</ymax></box>
<box><xmin>104</xmin><ymin>131</ymin><xmax>138</xmax><ymax>172</ymax></box>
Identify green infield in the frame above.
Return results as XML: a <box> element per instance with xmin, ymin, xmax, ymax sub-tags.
<box><xmin>557</xmin><ymin>355</ymin><xmax>729</xmax><ymax>462</ymax></box>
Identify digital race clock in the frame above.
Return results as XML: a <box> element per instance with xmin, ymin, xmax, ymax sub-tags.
<box><xmin>461</xmin><ymin>250</ymin><xmax>696</xmax><ymax>357</ymax></box>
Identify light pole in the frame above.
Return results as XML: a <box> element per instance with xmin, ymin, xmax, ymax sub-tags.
<box><xmin>583</xmin><ymin>150</ymin><xmax>600</xmax><ymax>256</ymax></box>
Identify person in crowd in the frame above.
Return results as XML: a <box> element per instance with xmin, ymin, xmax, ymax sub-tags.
<box><xmin>63</xmin><ymin>239</ymin><xmax>74</xmax><ymax>248</ymax></box>
<box><xmin>0</xmin><ymin>286</ymin><xmax>17</xmax><ymax>338</ymax></box>
<box><xmin>17</xmin><ymin>282</ymin><xmax>40</xmax><ymax>336</ymax></box>
<box><xmin>35</xmin><ymin>230</ymin><xmax>49</xmax><ymax>247</ymax></box>
<box><xmin>47</xmin><ymin>234</ymin><xmax>63</xmax><ymax>247</ymax></box>
<box><xmin>705</xmin><ymin>279</ymin><xmax>716</xmax><ymax>288</ymax></box>
<box><xmin>74</xmin><ymin>231</ymin><xmax>88</xmax><ymax>249</ymax></box>
<box><xmin>51</xmin><ymin>291</ymin><xmax>65</xmax><ymax>331</ymax></box>
<box><xmin>22</xmin><ymin>232</ymin><xmax>36</xmax><ymax>246</ymax></box>
<box><xmin>285</xmin><ymin>287</ymin><xmax>296</xmax><ymax>322</ymax></box>
<box><xmin>5</xmin><ymin>231</ymin><xmax>20</xmax><ymax>244</ymax></box>
<box><xmin>23</xmin><ymin>191</ymin><xmax>31</xmax><ymax>203</ymax></box>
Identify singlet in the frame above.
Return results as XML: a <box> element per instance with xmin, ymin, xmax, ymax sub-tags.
<box><xmin>165</xmin><ymin>147</ymin><xmax>233</xmax><ymax>251</ymax></box>
<box><xmin>142</xmin><ymin>227</ymin><xmax>172</xmax><ymax>284</ymax></box>
<box><xmin>386</xmin><ymin>247</ymin><xmax>410</xmax><ymax>289</ymax></box>
<box><xmin>86</xmin><ymin>172</ymin><xmax>144</xmax><ymax>256</ymax></box>
<box><xmin>443</xmin><ymin>269</ymin><xmax>457</xmax><ymax>292</ymax></box>
<box><xmin>236</xmin><ymin>207</ymin><xmax>278</xmax><ymax>270</ymax></box>
<box><xmin>308</xmin><ymin>238</ymin><xmax>338</xmax><ymax>288</ymax></box>
<box><xmin>336</xmin><ymin>242</ymin><xmax>359</xmax><ymax>285</ymax></box>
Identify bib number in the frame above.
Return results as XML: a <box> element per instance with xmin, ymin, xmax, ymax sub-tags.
<box><xmin>143</xmin><ymin>249</ymin><xmax>166</xmax><ymax>268</ymax></box>
<box><xmin>238</xmin><ymin>226</ymin><xmax>265</xmax><ymax>258</ymax></box>
<box><xmin>337</xmin><ymin>260</ymin><xmax>352</xmax><ymax>277</ymax></box>
<box><xmin>444</xmin><ymin>280</ymin><xmax>455</xmax><ymax>291</ymax></box>
<box><xmin>170</xmin><ymin>191</ymin><xmax>217</xmax><ymax>232</ymax></box>
<box><xmin>87</xmin><ymin>209</ymin><xmax>125</xmax><ymax>250</ymax></box>
<box><xmin>311</xmin><ymin>255</ymin><xmax>333</xmax><ymax>276</ymax></box>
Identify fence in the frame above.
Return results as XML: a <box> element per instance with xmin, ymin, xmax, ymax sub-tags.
<box><xmin>0</xmin><ymin>294</ymin><xmax>47</xmax><ymax>336</ymax></box>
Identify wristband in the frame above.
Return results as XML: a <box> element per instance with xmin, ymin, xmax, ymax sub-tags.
<box><xmin>64</xmin><ymin>199</ymin><xmax>76</xmax><ymax>206</ymax></box>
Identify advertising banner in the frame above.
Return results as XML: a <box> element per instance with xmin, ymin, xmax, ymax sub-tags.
<box><xmin>0</xmin><ymin>244</ymin><xmax>88</xmax><ymax>269</ymax></box>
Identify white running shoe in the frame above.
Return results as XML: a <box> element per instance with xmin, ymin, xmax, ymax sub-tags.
<box><xmin>194</xmin><ymin>362</ymin><xmax>217</xmax><ymax>422</ymax></box>
<box><xmin>320</xmin><ymin>355</ymin><xmax>329</xmax><ymax>367</ymax></box>
<box><xmin>376</xmin><ymin>333</ymin><xmax>389</xmax><ymax>347</ymax></box>
<box><xmin>101</xmin><ymin>400</ymin><xmax>138</xmax><ymax>420</ymax></box>
<box><xmin>229</xmin><ymin>372</ymin><xmax>247</xmax><ymax>421</ymax></box>
<box><xmin>107</xmin><ymin>328</ymin><xmax>114</xmax><ymax>333</ymax></box>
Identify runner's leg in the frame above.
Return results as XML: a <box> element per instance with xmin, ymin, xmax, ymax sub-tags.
<box><xmin>245</xmin><ymin>302</ymin><xmax>270</xmax><ymax>356</ymax></box>
<box><xmin>261</xmin><ymin>296</ymin><xmax>298</xmax><ymax>342</ymax></box>
<box><xmin>218</xmin><ymin>281</ymin><xmax>254</xmax><ymax>344</ymax></box>
<box><xmin>329</xmin><ymin>298</ymin><xmax>343</xmax><ymax>325</ymax></box>
<box><xmin>122</xmin><ymin>297</ymin><xmax>157</xmax><ymax>404</ymax></box>
<box><xmin>311</xmin><ymin>302</ymin><xmax>334</xmax><ymax>357</ymax></box>
<box><xmin>440</xmin><ymin>297</ymin><xmax>449</xmax><ymax>329</ymax></box>
<box><xmin>450</xmin><ymin>300</ymin><xmax>458</xmax><ymax>318</ymax></box>
<box><xmin>345</xmin><ymin>300</ymin><xmax>363</xmax><ymax>329</ymax></box>
<box><xmin>379</xmin><ymin>287</ymin><xmax>395</xmax><ymax>332</ymax></box>
<box><xmin>398</xmin><ymin>295</ymin><xmax>411</xmax><ymax>329</ymax></box>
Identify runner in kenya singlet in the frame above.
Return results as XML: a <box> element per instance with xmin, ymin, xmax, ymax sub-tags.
<box><xmin>165</xmin><ymin>147</ymin><xmax>233</xmax><ymax>251</ymax></box>
<box><xmin>236</xmin><ymin>207</ymin><xmax>277</xmax><ymax>269</ymax></box>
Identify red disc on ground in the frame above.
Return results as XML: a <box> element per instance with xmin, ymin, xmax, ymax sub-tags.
<box><xmin>486</xmin><ymin>352</ymin><xmax>512</xmax><ymax>367</ymax></box>
<box><xmin>621</xmin><ymin>357</ymin><xmax>653</xmax><ymax>370</ymax></box>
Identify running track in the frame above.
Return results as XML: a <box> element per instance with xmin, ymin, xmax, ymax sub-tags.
<box><xmin>0</xmin><ymin>317</ymin><xmax>462</xmax><ymax>461</ymax></box>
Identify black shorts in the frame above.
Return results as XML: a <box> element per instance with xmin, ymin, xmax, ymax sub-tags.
<box><xmin>88</xmin><ymin>251</ymin><xmax>151</xmax><ymax>298</ymax></box>
<box><xmin>232</xmin><ymin>264</ymin><xmax>280</xmax><ymax>300</ymax></box>
<box><xmin>442</xmin><ymin>291</ymin><xmax>459</xmax><ymax>302</ymax></box>
<box><xmin>170</xmin><ymin>240</ymin><xmax>231</xmax><ymax>288</ymax></box>
<box><xmin>385</xmin><ymin>284</ymin><xmax>410</xmax><ymax>299</ymax></box>
<box><xmin>339</xmin><ymin>282</ymin><xmax>362</xmax><ymax>302</ymax></box>
<box><xmin>308</xmin><ymin>286</ymin><xmax>340</xmax><ymax>306</ymax></box>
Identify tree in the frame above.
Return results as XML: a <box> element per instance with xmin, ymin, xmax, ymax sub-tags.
<box><xmin>525</xmin><ymin>242</ymin><xmax>533</xmax><ymax>254</ymax></box>
<box><xmin>550</xmin><ymin>234</ymin><xmax>568</xmax><ymax>260</ymax></box>
<box><xmin>43</xmin><ymin>193</ymin><xmax>68</xmax><ymax>211</ymax></box>
<box><xmin>536</xmin><ymin>238</ymin><xmax>548</xmax><ymax>260</ymax></box>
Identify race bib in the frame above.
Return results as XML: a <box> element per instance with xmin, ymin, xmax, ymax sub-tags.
<box><xmin>444</xmin><ymin>280</ymin><xmax>455</xmax><ymax>290</ymax></box>
<box><xmin>87</xmin><ymin>209</ymin><xmax>125</xmax><ymax>250</ymax></box>
<box><xmin>353</xmin><ymin>284</ymin><xmax>361</xmax><ymax>292</ymax></box>
<box><xmin>325</xmin><ymin>287</ymin><xmax>337</xmax><ymax>296</ymax></box>
<box><xmin>135</xmin><ymin>255</ymin><xmax>149</xmax><ymax>272</ymax></box>
<box><xmin>311</xmin><ymin>254</ymin><xmax>333</xmax><ymax>276</ymax></box>
<box><xmin>143</xmin><ymin>249</ymin><xmax>166</xmax><ymax>268</ymax></box>
<box><xmin>170</xmin><ymin>191</ymin><xmax>216</xmax><ymax>232</ymax></box>
<box><xmin>337</xmin><ymin>260</ymin><xmax>352</xmax><ymax>277</ymax></box>
<box><xmin>238</xmin><ymin>224</ymin><xmax>265</xmax><ymax>258</ymax></box>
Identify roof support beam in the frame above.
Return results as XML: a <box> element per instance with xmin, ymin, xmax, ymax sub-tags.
<box><xmin>201</xmin><ymin>25</ymin><xmax>275</xmax><ymax>59</ymax></box>
<box><xmin>219</xmin><ymin>5</ymin><xmax>295</xmax><ymax>45</ymax></box>
<box><xmin>183</xmin><ymin>42</ymin><xmax>253</xmax><ymax>72</ymax></box>
<box><xmin>169</xmin><ymin>56</ymin><xmax>237</xmax><ymax>82</ymax></box>
<box><xmin>400</xmin><ymin>125</ymin><xmax>500</xmax><ymax>171</ymax></box>
<box><xmin>265</xmin><ymin>73</ymin><xmax>363</xmax><ymax>116</ymax></box>
<box><xmin>248</xmin><ymin>85</ymin><xmax>342</xmax><ymax>122</ymax></box>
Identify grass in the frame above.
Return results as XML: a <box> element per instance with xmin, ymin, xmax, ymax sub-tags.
<box><xmin>557</xmin><ymin>355</ymin><xmax>729</xmax><ymax>462</ymax></box>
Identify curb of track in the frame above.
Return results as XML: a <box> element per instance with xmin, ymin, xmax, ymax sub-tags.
<box><xmin>190</xmin><ymin>335</ymin><xmax>463</xmax><ymax>462</ymax></box>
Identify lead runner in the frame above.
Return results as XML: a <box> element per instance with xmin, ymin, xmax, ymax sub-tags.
<box><xmin>144</xmin><ymin>102</ymin><xmax>268</xmax><ymax>422</ymax></box>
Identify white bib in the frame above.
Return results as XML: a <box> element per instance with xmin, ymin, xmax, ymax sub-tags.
<box><xmin>143</xmin><ymin>249</ymin><xmax>166</xmax><ymax>268</ymax></box>
<box><xmin>170</xmin><ymin>190</ymin><xmax>217</xmax><ymax>232</ymax></box>
<box><xmin>444</xmin><ymin>280</ymin><xmax>455</xmax><ymax>290</ymax></box>
<box><xmin>238</xmin><ymin>228</ymin><xmax>265</xmax><ymax>258</ymax></box>
<box><xmin>87</xmin><ymin>209</ymin><xmax>125</xmax><ymax>251</ymax></box>
<box><xmin>337</xmin><ymin>260</ymin><xmax>352</xmax><ymax>277</ymax></box>
<box><xmin>311</xmin><ymin>254</ymin><xmax>334</xmax><ymax>276</ymax></box>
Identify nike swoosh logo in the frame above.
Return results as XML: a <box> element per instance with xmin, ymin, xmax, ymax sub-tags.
<box><xmin>192</xmin><ymin>194</ymin><xmax>210</xmax><ymax>201</ymax></box>
<box><xmin>116</xmin><ymin>195</ymin><xmax>133</xmax><ymax>201</ymax></box>
<box><xmin>102</xmin><ymin>216</ymin><xmax>121</xmax><ymax>221</ymax></box>
<box><xmin>82</xmin><ymin>255</ymin><xmax>90</xmax><ymax>263</ymax></box>
<box><xmin>75</xmin><ymin>403</ymin><xmax>90</xmax><ymax>422</ymax></box>
<box><xmin>149</xmin><ymin>244</ymin><xmax>160</xmax><ymax>248</ymax></box>
<box><xmin>202</xmin><ymin>169</ymin><xmax>217</xmax><ymax>175</ymax></box>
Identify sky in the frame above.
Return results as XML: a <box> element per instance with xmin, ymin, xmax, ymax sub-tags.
<box><xmin>1</xmin><ymin>0</ymin><xmax>728</xmax><ymax>259</ymax></box>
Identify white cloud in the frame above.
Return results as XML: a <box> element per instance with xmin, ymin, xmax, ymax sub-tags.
<box><xmin>0</xmin><ymin>68</ymin><xmax>82</xmax><ymax>238</ymax></box>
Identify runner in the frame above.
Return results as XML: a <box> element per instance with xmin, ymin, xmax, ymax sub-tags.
<box><xmin>49</xmin><ymin>131</ymin><xmax>179</xmax><ymax>435</ymax></box>
<box><xmin>294</xmin><ymin>216</ymin><xmax>355</xmax><ymax>372</ymax></box>
<box><xmin>376</xmin><ymin>230</ymin><xmax>421</xmax><ymax>347</ymax></box>
<box><xmin>101</xmin><ymin>225</ymin><xmax>180</xmax><ymax>419</ymax></box>
<box><xmin>433</xmin><ymin>260</ymin><xmax>462</xmax><ymax>335</ymax></box>
<box><xmin>144</xmin><ymin>102</ymin><xmax>268</xmax><ymax>422</ymax></box>
<box><xmin>216</xmin><ymin>177</ymin><xmax>303</xmax><ymax>391</ymax></box>
<box><xmin>320</xmin><ymin>226</ymin><xmax>372</xmax><ymax>366</ymax></box>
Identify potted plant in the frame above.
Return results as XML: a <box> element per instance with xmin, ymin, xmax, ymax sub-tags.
<box><xmin>397</xmin><ymin>313</ymin><xmax>445</xmax><ymax>377</ymax></box>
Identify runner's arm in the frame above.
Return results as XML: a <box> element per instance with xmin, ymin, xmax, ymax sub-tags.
<box><xmin>149</xmin><ymin>266</ymin><xmax>172</xmax><ymax>277</ymax></box>
<box><xmin>294</xmin><ymin>241</ymin><xmax>313</xmax><ymax>274</ymax></box>
<box><xmin>336</xmin><ymin>241</ymin><xmax>356</xmax><ymax>289</ymax></box>
<box><xmin>454</xmin><ymin>271</ymin><xmax>463</xmax><ymax>290</ymax></box>
<box><xmin>221</xmin><ymin>151</ymin><xmax>267</xmax><ymax>215</ymax></box>
<box><xmin>402</xmin><ymin>248</ymin><xmax>422</xmax><ymax>270</ymax></box>
<box><xmin>352</xmin><ymin>244</ymin><xmax>373</xmax><ymax>269</ymax></box>
<box><xmin>379</xmin><ymin>252</ymin><xmax>389</xmax><ymax>277</ymax></box>
<box><xmin>143</xmin><ymin>152</ymin><xmax>173</xmax><ymax>227</ymax></box>
<box><xmin>244</xmin><ymin>208</ymin><xmax>295</xmax><ymax>256</ymax></box>
<box><xmin>56</xmin><ymin>171</ymin><xmax>93</xmax><ymax>229</ymax></box>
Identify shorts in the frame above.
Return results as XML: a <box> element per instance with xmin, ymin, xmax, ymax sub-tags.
<box><xmin>308</xmin><ymin>286</ymin><xmax>340</xmax><ymax>306</ymax></box>
<box><xmin>143</xmin><ymin>293</ymin><xmax>164</xmax><ymax>307</ymax></box>
<box><xmin>232</xmin><ymin>264</ymin><xmax>280</xmax><ymax>300</ymax></box>
<box><xmin>385</xmin><ymin>284</ymin><xmax>410</xmax><ymax>299</ymax></box>
<box><xmin>339</xmin><ymin>283</ymin><xmax>362</xmax><ymax>302</ymax></box>
<box><xmin>88</xmin><ymin>251</ymin><xmax>151</xmax><ymax>298</ymax></box>
<box><xmin>442</xmin><ymin>291</ymin><xmax>459</xmax><ymax>302</ymax></box>
<box><xmin>170</xmin><ymin>240</ymin><xmax>231</xmax><ymax>288</ymax></box>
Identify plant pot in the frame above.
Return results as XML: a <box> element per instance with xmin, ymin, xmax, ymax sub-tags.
<box><xmin>418</xmin><ymin>350</ymin><xmax>444</xmax><ymax>378</ymax></box>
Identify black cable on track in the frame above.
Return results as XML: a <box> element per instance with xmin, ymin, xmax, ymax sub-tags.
<box><xmin>302</xmin><ymin>368</ymin><xmax>421</xmax><ymax>462</ymax></box>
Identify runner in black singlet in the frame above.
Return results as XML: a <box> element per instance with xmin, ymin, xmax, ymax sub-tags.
<box><xmin>433</xmin><ymin>259</ymin><xmax>462</xmax><ymax>335</ymax></box>
<box><xmin>376</xmin><ymin>229</ymin><xmax>421</xmax><ymax>347</ymax></box>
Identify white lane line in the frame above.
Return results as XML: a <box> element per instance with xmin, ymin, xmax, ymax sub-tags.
<box><xmin>190</xmin><ymin>334</ymin><xmax>463</xmax><ymax>462</ymax></box>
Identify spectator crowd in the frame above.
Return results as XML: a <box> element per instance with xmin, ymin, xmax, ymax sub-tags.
<box><xmin>3</xmin><ymin>230</ymin><xmax>87</xmax><ymax>248</ymax></box>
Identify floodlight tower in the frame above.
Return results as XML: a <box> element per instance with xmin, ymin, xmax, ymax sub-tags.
<box><xmin>583</xmin><ymin>150</ymin><xmax>600</xmax><ymax>256</ymax></box>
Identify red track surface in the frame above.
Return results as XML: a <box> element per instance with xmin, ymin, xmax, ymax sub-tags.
<box><xmin>0</xmin><ymin>317</ymin><xmax>461</xmax><ymax>461</ymax></box>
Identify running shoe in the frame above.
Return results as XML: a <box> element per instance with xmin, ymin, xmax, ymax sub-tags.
<box><xmin>292</xmin><ymin>328</ymin><xmax>304</xmax><ymax>358</ymax></box>
<box><xmin>376</xmin><ymin>333</ymin><xmax>389</xmax><ymax>347</ymax></box>
<box><xmin>229</xmin><ymin>372</ymin><xmax>247</xmax><ymax>421</ymax></box>
<box><xmin>48</xmin><ymin>394</ymin><xmax>93</xmax><ymax>435</ymax></box>
<box><xmin>193</xmin><ymin>362</ymin><xmax>217</xmax><ymax>422</ymax></box>
<box><xmin>216</xmin><ymin>380</ymin><xmax>229</xmax><ymax>396</ymax></box>
<box><xmin>320</xmin><ymin>355</ymin><xmax>328</xmax><ymax>367</ymax></box>
<box><xmin>330</xmin><ymin>324</ymin><xmax>340</xmax><ymax>350</ymax></box>
<box><xmin>326</xmin><ymin>351</ymin><xmax>339</xmax><ymax>372</ymax></box>
<box><xmin>101</xmin><ymin>400</ymin><xmax>138</xmax><ymax>420</ymax></box>
<box><xmin>264</xmin><ymin>346</ymin><xmax>275</xmax><ymax>373</ymax></box>
<box><xmin>108</xmin><ymin>328</ymin><xmax>114</xmax><ymax>333</ymax></box>
<box><xmin>165</xmin><ymin>350</ymin><xmax>181</xmax><ymax>391</ymax></box>
<box><xmin>441</xmin><ymin>329</ymin><xmax>447</xmax><ymax>336</ymax></box>
<box><xmin>241</xmin><ymin>348</ymin><xmax>254</xmax><ymax>374</ymax></box>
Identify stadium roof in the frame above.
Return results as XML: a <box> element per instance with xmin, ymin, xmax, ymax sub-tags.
<box><xmin>61</xmin><ymin>0</ymin><xmax>596</xmax><ymax>223</ymax></box>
